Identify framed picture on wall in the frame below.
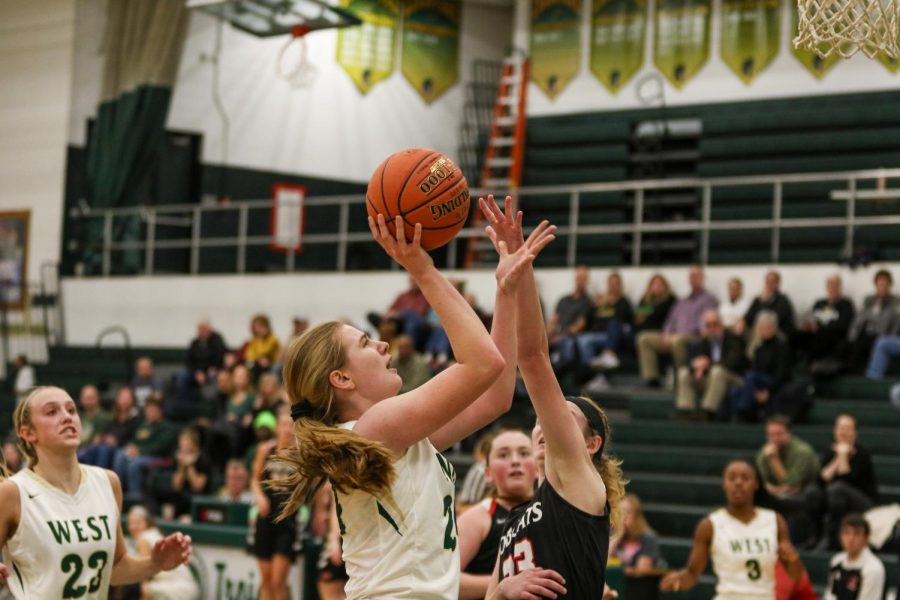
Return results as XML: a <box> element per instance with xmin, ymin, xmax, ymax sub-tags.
<box><xmin>0</xmin><ymin>211</ymin><xmax>30</xmax><ymax>310</ymax></box>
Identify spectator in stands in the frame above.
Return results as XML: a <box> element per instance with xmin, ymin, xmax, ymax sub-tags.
<box><xmin>794</xmin><ymin>275</ymin><xmax>855</xmax><ymax>371</ymax></box>
<box><xmin>757</xmin><ymin>416</ymin><xmax>823</xmax><ymax>546</ymax></box>
<box><xmin>547</xmin><ymin>265</ymin><xmax>594</xmax><ymax>370</ymax></box>
<box><xmin>217</xmin><ymin>458</ymin><xmax>254</xmax><ymax>503</ymax></box>
<box><xmin>177</xmin><ymin>319</ymin><xmax>228</xmax><ymax>406</ymax></box>
<box><xmin>79</xmin><ymin>386</ymin><xmax>140</xmax><ymax>469</ymax></box>
<box><xmin>131</xmin><ymin>356</ymin><xmax>164</xmax><ymax>410</ymax></box>
<box><xmin>633</xmin><ymin>274</ymin><xmax>676</xmax><ymax>336</ymax></box>
<box><xmin>286</xmin><ymin>316</ymin><xmax>308</xmax><ymax>346</ymax></box>
<box><xmin>394</xmin><ymin>334</ymin><xmax>432</xmax><ymax>393</ymax></box>
<box><xmin>253</xmin><ymin>372</ymin><xmax>283</xmax><ymax>414</ymax></box>
<box><xmin>675</xmin><ymin>309</ymin><xmax>746</xmax><ymax>422</ymax></box>
<box><xmin>155</xmin><ymin>427</ymin><xmax>212</xmax><ymax>520</ymax></box>
<box><xmin>824</xmin><ymin>514</ymin><xmax>886</xmax><ymax>600</ymax></box>
<box><xmin>244</xmin><ymin>411</ymin><xmax>276</xmax><ymax>471</ymax></box>
<box><xmin>728</xmin><ymin>311</ymin><xmax>792</xmax><ymax>422</ymax></box>
<box><xmin>77</xmin><ymin>384</ymin><xmax>110</xmax><ymax>449</ymax></box>
<box><xmin>737</xmin><ymin>270</ymin><xmax>796</xmax><ymax>337</ymax></box>
<box><xmin>637</xmin><ymin>265</ymin><xmax>718</xmax><ymax>387</ymax></box>
<box><xmin>3</xmin><ymin>437</ymin><xmax>24</xmax><ymax>473</ymax></box>
<box><xmin>456</xmin><ymin>432</ymin><xmax>494</xmax><ymax>512</ymax></box>
<box><xmin>719</xmin><ymin>277</ymin><xmax>751</xmax><ymax>330</ymax></box>
<box><xmin>844</xmin><ymin>269</ymin><xmax>900</xmax><ymax>373</ymax></box>
<box><xmin>113</xmin><ymin>395</ymin><xmax>179</xmax><ymax>501</ymax></box>
<box><xmin>865</xmin><ymin>333</ymin><xmax>900</xmax><ymax>379</ymax></box>
<box><xmin>578</xmin><ymin>271</ymin><xmax>634</xmax><ymax>371</ymax></box>
<box><xmin>608</xmin><ymin>493</ymin><xmax>663</xmax><ymax>576</ymax></box>
<box><xmin>12</xmin><ymin>354</ymin><xmax>34</xmax><ymax>405</ymax></box>
<box><xmin>126</xmin><ymin>506</ymin><xmax>201</xmax><ymax>599</ymax></box>
<box><xmin>818</xmin><ymin>415</ymin><xmax>879</xmax><ymax>551</ymax></box>
<box><xmin>367</xmin><ymin>275</ymin><xmax>431</xmax><ymax>348</ymax></box>
<box><xmin>244</xmin><ymin>313</ymin><xmax>280</xmax><ymax>380</ymax></box>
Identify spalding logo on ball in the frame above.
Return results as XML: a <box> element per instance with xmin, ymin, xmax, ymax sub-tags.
<box><xmin>366</xmin><ymin>148</ymin><xmax>470</xmax><ymax>250</ymax></box>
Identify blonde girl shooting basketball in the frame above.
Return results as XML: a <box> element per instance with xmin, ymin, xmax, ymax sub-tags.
<box><xmin>271</xmin><ymin>213</ymin><xmax>555</xmax><ymax>599</ymax></box>
<box><xmin>0</xmin><ymin>386</ymin><xmax>192</xmax><ymax>599</ymax></box>
<box><xmin>481</xmin><ymin>197</ymin><xmax>625</xmax><ymax>600</ymax></box>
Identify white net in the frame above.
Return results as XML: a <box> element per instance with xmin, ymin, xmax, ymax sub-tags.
<box><xmin>793</xmin><ymin>0</ymin><xmax>900</xmax><ymax>59</ymax></box>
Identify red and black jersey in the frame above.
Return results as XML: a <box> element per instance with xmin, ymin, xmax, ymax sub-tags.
<box><xmin>496</xmin><ymin>480</ymin><xmax>609</xmax><ymax>598</ymax></box>
<box><xmin>466</xmin><ymin>498</ymin><xmax>511</xmax><ymax>575</ymax></box>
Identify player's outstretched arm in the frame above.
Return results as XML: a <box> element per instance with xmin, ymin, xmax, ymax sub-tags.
<box><xmin>106</xmin><ymin>471</ymin><xmax>192</xmax><ymax>585</ymax></box>
<box><xmin>429</xmin><ymin>204</ymin><xmax>556</xmax><ymax>451</ymax></box>
<box><xmin>482</xmin><ymin>196</ymin><xmax>605</xmax><ymax>515</ymax></box>
<box><xmin>458</xmin><ymin>503</ymin><xmax>493</xmax><ymax>599</ymax></box>
<box><xmin>0</xmin><ymin>480</ymin><xmax>20</xmax><ymax>590</ymax></box>
<box><xmin>659</xmin><ymin>517</ymin><xmax>712</xmax><ymax>593</ymax></box>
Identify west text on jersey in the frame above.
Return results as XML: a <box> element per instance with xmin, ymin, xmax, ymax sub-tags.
<box><xmin>728</xmin><ymin>537</ymin><xmax>772</xmax><ymax>554</ymax></box>
<box><xmin>47</xmin><ymin>516</ymin><xmax>114</xmax><ymax>545</ymax></box>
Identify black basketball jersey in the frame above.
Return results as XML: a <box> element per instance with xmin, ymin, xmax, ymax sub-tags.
<box><xmin>466</xmin><ymin>498</ymin><xmax>511</xmax><ymax>575</ymax></box>
<box><xmin>496</xmin><ymin>480</ymin><xmax>609</xmax><ymax>599</ymax></box>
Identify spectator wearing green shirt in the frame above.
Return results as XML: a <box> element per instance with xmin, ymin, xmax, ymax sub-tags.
<box><xmin>756</xmin><ymin>415</ymin><xmax>824</xmax><ymax>546</ymax></box>
<box><xmin>113</xmin><ymin>395</ymin><xmax>178</xmax><ymax>501</ymax></box>
<box><xmin>77</xmin><ymin>384</ymin><xmax>111</xmax><ymax>449</ymax></box>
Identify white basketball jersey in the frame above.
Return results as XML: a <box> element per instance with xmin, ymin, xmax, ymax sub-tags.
<box><xmin>709</xmin><ymin>507</ymin><xmax>778</xmax><ymax>600</ymax></box>
<box><xmin>336</xmin><ymin>421</ymin><xmax>459</xmax><ymax>599</ymax></box>
<box><xmin>3</xmin><ymin>466</ymin><xmax>119</xmax><ymax>600</ymax></box>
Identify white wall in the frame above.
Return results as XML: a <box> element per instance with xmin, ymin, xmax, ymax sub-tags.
<box><xmin>68</xmin><ymin>1</ymin><xmax>513</xmax><ymax>182</ymax></box>
<box><xmin>516</xmin><ymin>0</ymin><xmax>900</xmax><ymax>116</ymax></box>
<box><xmin>62</xmin><ymin>263</ymin><xmax>897</xmax><ymax>347</ymax></box>
<box><xmin>0</xmin><ymin>0</ymin><xmax>76</xmax><ymax>280</ymax></box>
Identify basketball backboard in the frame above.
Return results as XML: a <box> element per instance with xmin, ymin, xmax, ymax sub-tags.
<box><xmin>187</xmin><ymin>0</ymin><xmax>361</xmax><ymax>37</ymax></box>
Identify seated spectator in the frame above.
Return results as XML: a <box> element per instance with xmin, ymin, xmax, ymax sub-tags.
<box><xmin>209</xmin><ymin>365</ymin><xmax>256</xmax><ymax>463</ymax></box>
<box><xmin>818</xmin><ymin>415</ymin><xmax>879</xmax><ymax>550</ymax></box>
<box><xmin>217</xmin><ymin>458</ymin><xmax>254</xmax><ymax>503</ymax></box>
<box><xmin>77</xmin><ymin>384</ymin><xmax>111</xmax><ymax>450</ymax></box>
<box><xmin>756</xmin><ymin>416</ymin><xmax>824</xmax><ymax>546</ymax></box>
<box><xmin>736</xmin><ymin>270</ymin><xmax>796</xmax><ymax>337</ymax></box>
<box><xmin>79</xmin><ymin>386</ymin><xmax>140</xmax><ymax>469</ymax></box>
<box><xmin>113</xmin><ymin>395</ymin><xmax>178</xmax><ymax>501</ymax></box>
<box><xmin>824</xmin><ymin>514</ymin><xmax>886</xmax><ymax>600</ymax></box>
<box><xmin>892</xmin><ymin>383</ymin><xmax>900</xmax><ymax>418</ymax></box>
<box><xmin>728</xmin><ymin>311</ymin><xmax>792</xmax><ymax>422</ymax></box>
<box><xmin>547</xmin><ymin>265</ymin><xmax>594</xmax><ymax>371</ymax></box>
<box><xmin>844</xmin><ymin>269</ymin><xmax>899</xmax><ymax>373</ymax></box>
<box><xmin>579</xmin><ymin>271</ymin><xmax>634</xmax><ymax>371</ymax></box>
<box><xmin>126</xmin><ymin>506</ymin><xmax>201</xmax><ymax>600</ymax></box>
<box><xmin>633</xmin><ymin>274</ymin><xmax>676</xmax><ymax>335</ymax></box>
<box><xmin>456</xmin><ymin>432</ymin><xmax>494</xmax><ymax>512</ymax></box>
<box><xmin>131</xmin><ymin>356</ymin><xmax>164</xmax><ymax>410</ymax></box>
<box><xmin>286</xmin><ymin>315</ymin><xmax>308</xmax><ymax>347</ymax></box>
<box><xmin>865</xmin><ymin>333</ymin><xmax>900</xmax><ymax>380</ymax></box>
<box><xmin>176</xmin><ymin>319</ymin><xmax>228</xmax><ymax>406</ymax></box>
<box><xmin>394</xmin><ymin>334</ymin><xmax>432</xmax><ymax>393</ymax></box>
<box><xmin>675</xmin><ymin>309</ymin><xmax>746</xmax><ymax>421</ymax></box>
<box><xmin>608</xmin><ymin>493</ymin><xmax>663</xmax><ymax>576</ymax></box>
<box><xmin>244</xmin><ymin>313</ymin><xmax>280</xmax><ymax>380</ymax></box>
<box><xmin>719</xmin><ymin>277</ymin><xmax>751</xmax><ymax>330</ymax></box>
<box><xmin>253</xmin><ymin>372</ymin><xmax>283</xmax><ymax>414</ymax></box>
<box><xmin>3</xmin><ymin>437</ymin><xmax>24</xmax><ymax>473</ymax></box>
<box><xmin>367</xmin><ymin>275</ymin><xmax>431</xmax><ymax>349</ymax></box>
<box><xmin>155</xmin><ymin>427</ymin><xmax>212</xmax><ymax>519</ymax></box>
<box><xmin>794</xmin><ymin>275</ymin><xmax>855</xmax><ymax>371</ymax></box>
<box><xmin>12</xmin><ymin>354</ymin><xmax>34</xmax><ymax>405</ymax></box>
<box><xmin>637</xmin><ymin>265</ymin><xmax>718</xmax><ymax>387</ymax></box>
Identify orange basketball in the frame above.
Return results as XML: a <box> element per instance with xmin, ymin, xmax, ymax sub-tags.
<box><xmin>366</xmin><ymin>148</ymin><xmax>470</xmax><ymax>250</ymax></box>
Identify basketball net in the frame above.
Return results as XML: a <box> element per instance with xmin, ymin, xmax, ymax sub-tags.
<box><xmin>793</xmin><ymin>0</ymin><xmax>900</xmax><ymax>59</ymax></box>
<box><xmin>276</xmin><ymin>25</ymin><xmax>318</xmax><ymax>88</ymax></box>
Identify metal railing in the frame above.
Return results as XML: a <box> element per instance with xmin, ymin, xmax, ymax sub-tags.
<box><xmin>69</xmin><ymin>167</ymin><xmax>900</xmax><ymax>277</ymax></box>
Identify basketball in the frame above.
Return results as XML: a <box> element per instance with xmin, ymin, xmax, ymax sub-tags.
<box><xmin>366</xmin><ymin>148</ymin><xmax>470</xmax><ymax>250</ymax></box>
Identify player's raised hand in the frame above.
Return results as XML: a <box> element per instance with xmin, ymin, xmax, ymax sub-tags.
<box><xmin>151</xmin><ymin>532</ymin><xmax>193</xmax><ymax>571</ymax></box>
<box><xmin>496</xmin><ymin>568</ymin><xmax>567</xmax><ymax>600</ymax></box>
<box><xmin>494</xmin><ymin>221</ymin><xmax>556</xmax><ymax>292</ymax></box>
<box><xmin>368</xmin><ymin>215</ymin><xmax>433</xmax><ymax>275</ymax></box>
<box><xmin>480</xmin><ymin>195</ymin><xmax>524</xmax><ymax>253</ymax></box>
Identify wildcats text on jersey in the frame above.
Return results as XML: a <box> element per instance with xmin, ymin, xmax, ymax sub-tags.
<box><xmin>498</xmin><ymin>503</ymin><xmax>543</xmax><ymax>556</ymax></box>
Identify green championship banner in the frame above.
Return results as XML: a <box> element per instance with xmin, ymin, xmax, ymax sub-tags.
<box><xmin>401</xmin><ymin>0</ymin><xmax>460</xmax><ymax>104</ymax></box>
<box><xmin>720</xmin><ymin>0</ymin><xmax>779</xmax><ymax>84</ymax></box>
<box><xmin>789</xmin><ymin>2</ymin><xmax>839</xmax><ymax>78</ymax></box>
<box><xmin>336</xmin><ymin>0</ymin><xmax>399</xmax><ymax>94</ymax></box>
<box><xmin>653</xmin><ymin>0</ymin><xmax>711</xmax><ymax>89</ymax></box>
<box><xmin>531</xmin><ymin>0</ymin><xmax>582</xmax><ymax>99</ymax></box>
<box><xmin>590</xmin><ymin>0</ymin><xmax>646</xmax><ymax>93</ymax></box>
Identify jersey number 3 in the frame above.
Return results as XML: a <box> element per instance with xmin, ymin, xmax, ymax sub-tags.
<box><xmin>501</xmin><ymin>539</ymin><xmax>536</xmax><ymax>578</ymax></box>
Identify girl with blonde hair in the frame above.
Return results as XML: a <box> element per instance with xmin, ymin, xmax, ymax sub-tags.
<box><xmin>0</xmin><ymin>386</ymin><xmax>192</xmax><ymax>599</ymax></box>
<box><xmin>481</xmin><ymin>197</ymin><xmax>625</xmax><ymax>600</ymax></box>
<box><xmin>271</xmin><ymin>213</ymin><xmax>555</xmax><ymax>598</ymax></box>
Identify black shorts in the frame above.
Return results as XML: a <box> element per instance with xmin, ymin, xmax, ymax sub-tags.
<box><xmin>317</xmin><ymin>558</ymin><xmax>348</xmax><ymax>583</ymax></box>
<box><xmin>252</xmin><ymin>514</ymin><xmax>299</xmax><ymax>560</ymax></box>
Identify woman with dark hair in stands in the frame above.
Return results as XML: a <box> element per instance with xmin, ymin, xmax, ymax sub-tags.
<box><xmin>78</xmin><ymin>386</ymin><xmax>141</xmax><ymax>470</ymax></box>
<box><xmin>481</xmin><ymin>197</ymin><xmax>624</xmax><ymax>600</ymax></box>
<box><xmin>660</xmin><ymin>458</ymin><xmax>803</xmax><ymax>600</ymax></box>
